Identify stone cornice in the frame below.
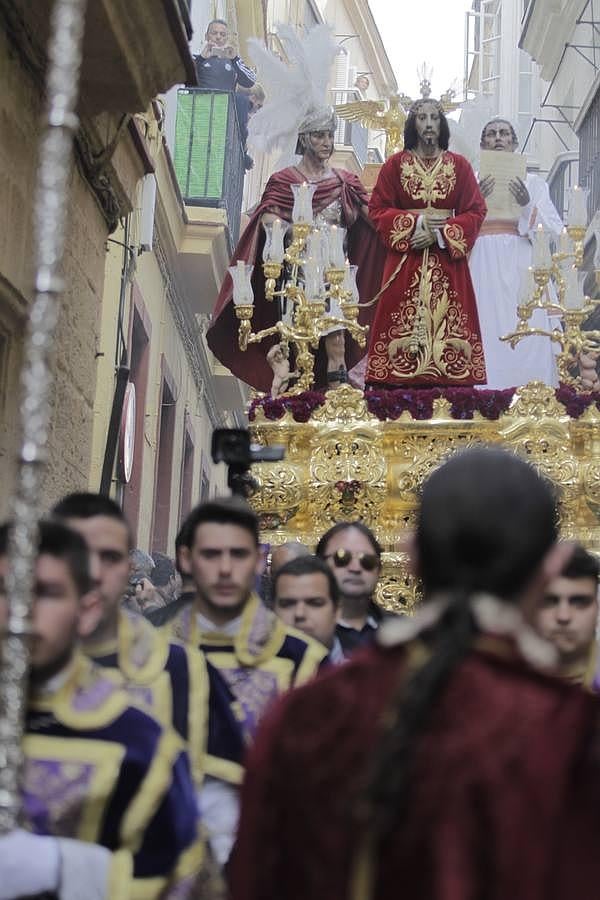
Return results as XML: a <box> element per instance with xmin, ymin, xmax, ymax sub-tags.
<box><xmin>1</xmin><ymin>0</ymin><xmax>196</xmax><ymax>113</ymax></box>
<box><xmin>520</xmin><ymin>0</ymin><xmax>580</xmax><ymax>80</ymax></box>
<box><xmin>1</xmin><ymin>0</ymin><xmax>192</xmax><ymax>233</ymax></box>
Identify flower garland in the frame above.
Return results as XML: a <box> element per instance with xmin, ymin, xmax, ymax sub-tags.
<box><xmin>248</xmin><ymin>384</ymin><xmax>600</xmax><ymax>423</ymax></box>
<box><xmin>249</xmin><ymin>390</ymin><xmax>327</xmax><ymax>422</ymax></box>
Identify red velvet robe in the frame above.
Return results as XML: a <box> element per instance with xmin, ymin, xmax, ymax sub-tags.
<box><xmin>232</xmin><ymin>636</ymin><xmax>600</xmax><ymax>900</ymax></box>
<box><xmin>366</xmin><ymin>151</ymin><xmax>487</xmax><ymax>387</ymax></box>
<box><xmin>206</xmin><ymin>166</ymin><xmax>386</xmax><ymax>393</ymax></box>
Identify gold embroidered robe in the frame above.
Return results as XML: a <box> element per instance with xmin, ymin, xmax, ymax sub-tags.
<box><xmin>366</xmin><ymin>150</ymin><xmax>487</xmax><ymax>386</ymax></box>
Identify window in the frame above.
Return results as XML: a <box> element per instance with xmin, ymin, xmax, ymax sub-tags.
<box><xmin>151</xmin><ymin>362</ymin><xmax>178</xmax><ymax>554</ymax></box>
<box><xmin>179</xmin><ymin>418</ymin><xmax>195</xmax><ymax>525</ymax></box>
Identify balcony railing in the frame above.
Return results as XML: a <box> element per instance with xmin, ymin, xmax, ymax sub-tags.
<box><xmin>331</xmin><ymin>89</ymin><xmax>369</xmax><ymax>167</ymax></box>
<box><xmin>578</xmin><ymin>85</ymin><xmax>600</xmax><ymax>220</ymax></box>
<box><xmin>173</xmin><ymin>88</ymin><xmax>245</xmax><ymax>249</ymax></box>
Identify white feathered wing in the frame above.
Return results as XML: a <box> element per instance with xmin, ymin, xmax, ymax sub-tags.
<box><xmin>247</xmin><ymin>24</ymin><xmax>338</xmax><ymax>167</ymax></box>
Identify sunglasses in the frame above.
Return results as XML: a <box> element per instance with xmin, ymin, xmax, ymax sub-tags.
<box><xmin>324</xmin><ymin>549</ymin><xmax>379</xmax><ymax>572</ymax></box>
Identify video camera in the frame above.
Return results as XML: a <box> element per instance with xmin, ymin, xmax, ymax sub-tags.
<box><xmin>211</xmin><ymin>428</ymin><xmax>285</xmax><ymax>497</ymax></box>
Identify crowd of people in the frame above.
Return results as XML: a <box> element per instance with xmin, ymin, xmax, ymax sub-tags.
<box><xmin>1</xmin><ymin>447</ymin><xmax>600</xmax><ymax>897</ymax></box>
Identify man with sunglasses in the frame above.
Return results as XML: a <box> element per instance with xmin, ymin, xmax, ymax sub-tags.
<box><xmin>316</xmin><ymin>522</ymin><xmax>383</xmax><ymax>656</ymax></box>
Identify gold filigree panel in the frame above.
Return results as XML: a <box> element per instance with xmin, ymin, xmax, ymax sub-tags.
<box><xmin>249</xmin><ymin>383</ymin><xmax>600</xmax><ymax>613</ymax></box>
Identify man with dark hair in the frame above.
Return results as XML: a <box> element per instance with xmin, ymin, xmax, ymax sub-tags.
<box><xmin>273</xmin><ymin>555</ymin><xmax>344</xmax><ymax>662</ymax></box>
<box><xmin>231</xmin><ymin>447</ymin><xmax>600</xmax><ymax>900</ymax></box>
<box><xmin>365</xmin><ymin>98</ymin><xmax>487</xmax><ymax>387</ymax></box>
<box><xmin>533</xmin><ymin>542</ymin><xmax>599</xmax><ymax>686</ymax></box>
<box><xmin>170</xmin><ymin>496</ymin><xmax>327</xmax><ymax>862</ymax></box>
<box><xmin>316</xmin><ymin>521</ymin><xmax>383</xmax><ymax>655</ymax></box>
<box><xmin>52</xmin><ymin>492</ymin><xmax>209</xmax><ymax>785</ymax></box>
<box><xmin>469</xmin><ymin>116</ymin><xmax>565</xmax><ymax>389</ymax></box>
<box><xmin>195</xmin><ymin>19</ymin><xmax>255</xmax><ymax>93</ymax></box>
<box><xmin>261</xmin><ymin>540</ymin><xmax>310</xmax><ymax>607</ymax></box>
<box><xmin>0</xmin><ymin>520</ymin><xmax>205</xmax><ymax>898</ymax></box>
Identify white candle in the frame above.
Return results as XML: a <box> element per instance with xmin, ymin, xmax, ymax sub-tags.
<box><xmin>532</xmin><ymin>224</ymin><xmax>551</xmax><ymax>270</ymax></box>
<box><xmin>262</xmin><ymin>222</ymin><xmax>273</xmax><ymax>262</ymax></box>
<box><xmin>306</xmin><ymin>229</ymin><xmax>324</xmax><ymax>267</ymax></box>
<box><xmin>229</xmin><ymin>260</ymin><xmax>254</xmax><ymax>305</ymax></box>
<box><xmin>270</xmin><ymin>218</ymin><xmax>286</xmax><ymax>263</ymax></box>
<box><xmin>559</xmin><ymin>227</ymin><xmax>571</xmax><ymax>256</ymax></box>
<box><xmin>327</xmin><ymin>225</ymin><xmax>346</xmax><ymax>268</ymax></box>
<box><xmin>567</xmin><ymin>185</ymin><xmax>588</xmax><ymax>228</ymax></box>
<box><xmin>303</xmin><ymin>257</ymin><xmax>323</xmax><ymax>300</ymax></box>
<box><xmin>291</xmin><ymin>183</ymin><xmax>305</xmax><ymax>223</ymax></box>
<box><xmin>563</xmin><ymin>266</ymin><xmax>582</xmax><ymax>309</ymax></box>
<box><xmin>518</xmin><ymin>266</ymin><xmax>535</xmax><ymax>303</ymax></box>
<box><xmin>343</xmin><ymin>263</ymin><xmax>360</xmax><ymax>303</ymax></box>
<box><xmin>302</xmin><ymin>184</ymin><xmax>313</xmax><ymax>223</ymax></box>
<box><xmin>291</xmin><ymin>182</ymin><xmax>316</xmax><ymax>224</ymax></box>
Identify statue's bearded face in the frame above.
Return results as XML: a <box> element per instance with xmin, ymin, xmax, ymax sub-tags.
<box><xmin>414</xmin><ymin>101</ymin><xmax>440</xmax><ymax>149</ymax></box>
<box><xmin>303</xmin><ymin>130</ymin><xmax>334</xmax><ymax>162</ymax></box>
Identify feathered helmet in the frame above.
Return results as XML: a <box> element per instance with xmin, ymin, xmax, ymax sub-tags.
<box><xmin>295</xmin><ymin>105</ymin><xmax>338</xmax><ymax>155</ymax></box>
<box><xmin>247</xmin><ymin>24</ymin><xmax>339</xmax><ymax>167</ymax></box>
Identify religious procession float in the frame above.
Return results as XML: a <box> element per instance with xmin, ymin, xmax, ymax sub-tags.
<box><xmin>213</xmin><ymin>30</ymin><xmax>600</xmax><ymax>613</ymax></box>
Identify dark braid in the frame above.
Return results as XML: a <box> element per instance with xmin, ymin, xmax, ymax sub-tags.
<box><xmin>362</xmin><ymin>447</ymin><xmax>558</xmax><ymax>839</ymax></box>
<box><xmin>366</xmin><ymin>591</ymin><xmax>474</xmax><ymax>834</ymax></box>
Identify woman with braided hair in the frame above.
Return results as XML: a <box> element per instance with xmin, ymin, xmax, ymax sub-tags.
<box><xmin>231</xmin><ymin>447</ymin><xmax>600</xmax><ymax>900</ymax></box>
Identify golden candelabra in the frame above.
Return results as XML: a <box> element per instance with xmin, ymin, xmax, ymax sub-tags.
<box><xmin>502</xmin><ymin>196</ymin><xmax>600</xmax><ymax>388</ymax></box>
<box><xmin>231</xmin><ymin>215</ymin><xmax>369</xmax><ymax>395</ymax></box>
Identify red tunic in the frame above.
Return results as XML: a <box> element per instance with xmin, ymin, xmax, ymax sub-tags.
<box><xmin>232</xmin><ymin>637</ymin><xmax>600</xmax><ymax>900</ymax></box>
<box><xmin>366</xmin><ymin>150</ymin><xmax>487</xmax><ymax>387</ymax></box>
<box><xmin>206</xmin><ymin>166</ymin><xmax>386</xmax><ymax>393</ymax></box>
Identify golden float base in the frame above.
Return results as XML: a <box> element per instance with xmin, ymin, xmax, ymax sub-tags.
<box><xmin>249</xmin><ymin>382</ymin><xmax>600</xmax><ymax>613</ymax></box>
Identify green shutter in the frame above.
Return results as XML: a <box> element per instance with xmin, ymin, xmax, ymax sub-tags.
<box><xmin>174</xmin><ymin>90</ymin><xmax>230</xmax><ymax>202</ymax></box>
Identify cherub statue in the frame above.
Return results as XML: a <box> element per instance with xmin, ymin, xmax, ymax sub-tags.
<box><xmin>266</xmin><ymin>342</ymin><xmax>299</xmax><ymax>397</ymax></box>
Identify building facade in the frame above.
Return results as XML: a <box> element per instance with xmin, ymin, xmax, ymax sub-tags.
<box><xmin>0</xmin><ymin>0</ymin><xmax>199</xmax><ymax>524</ymax></box>
<box><xmin>1</xmin><ymin>0</ymin><xmax>395</xmax><ymax>553</ymax></box>
<box><xmin>520</xmin><ymin>0</ymin><xmax>599</xmax><ymax>227</ymax></box>
<box><xmin>463</xmin><ymin>0</ymin><xmax>548</xmax><ymax>169</ymax></box>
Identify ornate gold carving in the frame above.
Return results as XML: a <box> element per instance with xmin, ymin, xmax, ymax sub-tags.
<box><xmin>309</xmin><ymin>432</ymin><xmax>386</xmax><ymax>531</ymax></box>
<box><xmin>506</xmin><ymin>382</ymin><xmax>565</xmax><ymax>419</ymax></box>
<box><xmin>310</xmin><ymin>385</ymin><xmax>378</xmax><ymax>425</ymax></box>
<box><xmin>249</xmin><ymin>384</ymin><xmax>600</xmax><ymax>614</ymax></box>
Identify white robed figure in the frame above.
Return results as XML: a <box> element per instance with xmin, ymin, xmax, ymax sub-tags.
<box><xmin>469</xmin><ymin>118</ymin><xmax>564</xmax><ymax>390</ymax></box>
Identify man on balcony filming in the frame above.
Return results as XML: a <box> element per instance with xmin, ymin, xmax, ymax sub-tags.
<box><xmin>194</xmin><ymin>19</ymin><xmax>255</xmax><ymax>94</ymax></box>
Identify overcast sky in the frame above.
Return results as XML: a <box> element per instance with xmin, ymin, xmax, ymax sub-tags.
<box><xmin>368</xmin><ymin>0</ymin><xmax>474</xmax><ymax>101</ymax></box>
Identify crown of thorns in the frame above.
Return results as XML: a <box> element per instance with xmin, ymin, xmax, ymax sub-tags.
<box><xmin>409</xmin><ymin>97</ymin><xmax>445</xmax><ymax>116</ymax></box>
